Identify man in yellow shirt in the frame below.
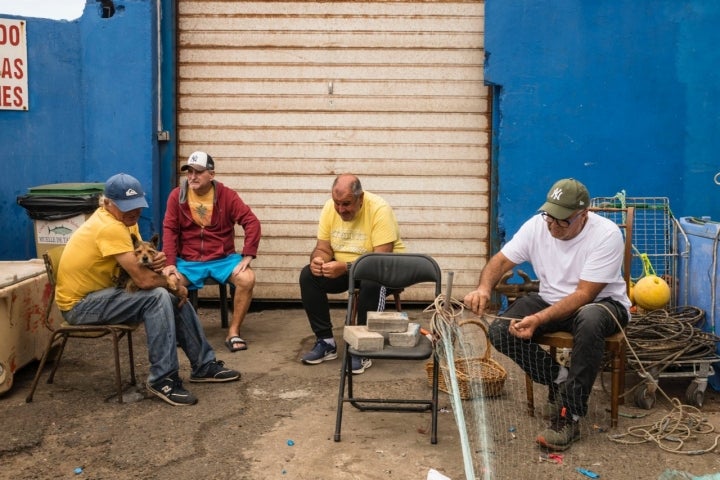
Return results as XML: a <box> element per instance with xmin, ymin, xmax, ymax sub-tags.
<box><xmin>299</xmin><ymin>174</ymin><xmax>405</xmax><ymax>374</ymax></box>
<box><xmin>57</xmin><ymin>173</ymin><xmax>240</xmax><ymax>406</ymax></box>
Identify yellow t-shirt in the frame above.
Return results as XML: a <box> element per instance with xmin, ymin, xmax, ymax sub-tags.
<box><xmin>187</xmin><ymin>186</ymin><xmax>214</xmax><ymax>227</ymax></box>
<box><xmin>55</xmin><ymin>207</ymin><xmax>140</xmax><ymax>311</ymax></box>
<box><xmin>317</xmin><ymin>191</ymin><xmax>405</xmax><ymax>263</ymax></box>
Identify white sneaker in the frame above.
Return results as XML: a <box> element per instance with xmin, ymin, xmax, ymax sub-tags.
<box><xmin>351</xmin><ymin>356</ymin><xmax>372</xmax><ymax>375</ymax></box>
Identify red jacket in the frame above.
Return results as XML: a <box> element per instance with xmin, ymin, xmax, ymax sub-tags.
<box><xmin>162</xmin><ymin>179</ymin><xmax>261</xmax><ymax>265</ymax></box>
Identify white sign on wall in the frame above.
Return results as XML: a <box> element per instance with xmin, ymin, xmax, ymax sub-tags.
<box><xmin>0</xmin><ymin>18</ymin><xmax>28</xmax><ymax>111</ymax></box>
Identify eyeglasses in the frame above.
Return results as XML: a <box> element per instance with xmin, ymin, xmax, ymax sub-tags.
<box><xmin>540</xmin><ymin>209</ymin><xmax>585</xmax><ymax>228</ymax></box>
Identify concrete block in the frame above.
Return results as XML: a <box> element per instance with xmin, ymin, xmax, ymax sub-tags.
<box><xmin>367</xmin><ymin>311</ymin><xmax>409</xmax><ymax>333</ymax></box>
<box><xmin>388</xmin><ymin>323</ymin><xmax>420</xmax><ymax>347</ymax></box>
<box><xmin>343</xmin><ymin>325</ymin><xmax>385</xmax><ymax>351</ymax></box>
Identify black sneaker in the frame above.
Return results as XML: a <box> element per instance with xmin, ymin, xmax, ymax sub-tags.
<box><xmin>190</xmin><ymin>360</ymin><xmax>241</xmax><ymax>383</ymax></box>
<box><xmin>536</xmin><ymin>412</ymin><xmax>580</xmax><ymax>450</ymax></box>
<box><xmin>147</xmin><ymin>373</ymin><xmax>198</xmax><ymax>406</ymax></box>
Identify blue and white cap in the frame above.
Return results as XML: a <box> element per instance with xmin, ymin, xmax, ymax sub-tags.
<box><xmin>181</xmin><ymin>151</ymin><xmax>215</xmax><ymax>172</ymax></box>
<box><xmin>104</xmin><ymin>173</ymin><xmax>148</xmax><ymax>212</ymax></box>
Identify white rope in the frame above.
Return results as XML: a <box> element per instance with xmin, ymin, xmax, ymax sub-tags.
<box><xmin>377</xmin><ymin>285</ymin><xmax>387</xmax><ymax>312</ymax></box>
<box><xmin>425</xmin><ymin>294</ymin><xmax>478</xmax><ymax>480</ymax></box>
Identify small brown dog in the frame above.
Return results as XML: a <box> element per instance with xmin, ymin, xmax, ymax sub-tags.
<box><xmin>116</xmin><ymin>233</ymin><xmax>178</xmax><ymax>293</ymax></box>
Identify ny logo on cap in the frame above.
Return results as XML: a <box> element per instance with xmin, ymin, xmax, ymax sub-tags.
<box><xmin>550</xmin><ymin>188</ymin><xmax>564</xmax><ymax>201</ymax></box>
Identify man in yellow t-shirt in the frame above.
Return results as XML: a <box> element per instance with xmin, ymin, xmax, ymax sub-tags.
<box><xmin>57</xmin><ymin>173</ymin><xmax>241</xmax><ymax>406</ymax></box>
<box><xmin>299</xmin><ymin>174</ymin><xmax>405</xmax><ymax>374</ymax></box>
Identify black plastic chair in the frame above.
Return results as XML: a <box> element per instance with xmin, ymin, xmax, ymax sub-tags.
<box><xmin>188</xmin><ymin>278</ymin><xmax>235</xmax><ymax>329</ymax></box>
<box><xmin>334</xmin><ymin>252</ymin><xmax>443</xmax><ymax>444</ymax></box>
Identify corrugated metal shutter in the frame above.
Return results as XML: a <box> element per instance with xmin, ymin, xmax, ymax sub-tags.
<box><xmin>177</xmin><ymin>0</ymin><xmax>489</xmax><ymax>302</ymax></box>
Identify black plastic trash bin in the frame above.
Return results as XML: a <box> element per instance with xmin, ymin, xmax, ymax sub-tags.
<box><xmin>17</xmin><ymin>182</ymin><xmax>104</xmax><ymax>257</ymax></box>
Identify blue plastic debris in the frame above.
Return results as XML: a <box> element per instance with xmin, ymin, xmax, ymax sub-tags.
<box><xmin>74</xmin><ymin>467</ymin><xmax>83</xmax><ymax>475</ymax></box>
<box><xmin>576</xmin><ymin>467</ymin><xmax>600</xmax><ymax>478</ymax></box>
<box><xmin>287</xmin><ymin>439</ymin><xmax>295</xmax><ymax>446</ymax></box>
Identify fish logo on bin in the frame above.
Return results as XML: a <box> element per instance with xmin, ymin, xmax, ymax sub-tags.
<box><xmin>47</xmin><ymin>225</ymin><xmax>73</xmax><ymax>236</ymax></box>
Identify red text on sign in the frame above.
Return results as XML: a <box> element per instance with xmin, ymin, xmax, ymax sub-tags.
<box><xmin>0</xmin><ymin>24</ymin><xmax>21</xmax><ymax>46</ymax></box>
<box><xmin>1</xmin><ymin>57</ymin><xmax>24</xmax><ymax>79</ymax></box>
<box><xmin>0</xmin><ymin>85</ymin><xmax>24</xmax><ymax>107</ymax></box>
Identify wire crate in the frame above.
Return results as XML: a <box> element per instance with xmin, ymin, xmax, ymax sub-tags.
<box><xmin>591</xmin><ymin>195</ymin><xmax>685</xmax><ymax>307</ymax></box>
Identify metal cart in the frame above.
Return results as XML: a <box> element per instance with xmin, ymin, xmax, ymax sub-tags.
<box><xmin>624</xmin><ymin>306</ymin><xmax>720</xmax><ymax>409</ymax></box>
<box><xmin>592</xmin><ymin>196</ymin><xmax>718</xmax><ymax>410</ymax></box>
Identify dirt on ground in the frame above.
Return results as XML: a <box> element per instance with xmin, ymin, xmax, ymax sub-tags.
<box><xmin>1</xmin><ymin>303</ymin><xmax>720</xmax><ymax>480</ymax></box>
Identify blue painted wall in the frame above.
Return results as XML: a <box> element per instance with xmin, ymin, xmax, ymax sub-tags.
<box><xmin>2</xmin><ymin>0</ymin><xmax>719</xmax><ymax>266</ymax></box>
<box><xmin>0</xmin><ymin>1</ymin><xmax>162</xmax><ymax>260</ymax></box>
<box><xmin>485</xmin><ymin>0</ymin><xmax>720</xmax><ymax>246</ymax></box>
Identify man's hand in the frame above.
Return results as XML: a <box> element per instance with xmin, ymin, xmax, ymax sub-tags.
<box><xmin>463</xmin><ymin>289</ymin><xmax>490</xmax><ymax>316</ymax></box>
<box><xmin>309</xmin><ymin>256</ymin><xmax>346</xmax><ymax>279</ymax></box>
<box><xmin>508</xmin><ymin>315</ymin><xmax>539</xmax><ymax>340</ymax></box>
<box><xmin>232</xmin><ymin>256</ymin><xmax>254</xmax><ymax>276</ymax></box>
<box><xmin>162</xmin><ymin>265</ymin><xmax>178</xmax><ymax>277</ymax></box>
<box><xmin>309</xmin><ymin>256</ymin><xmax>325</xmax><ymax>276</ymax></box>
<box><xmin>319</xmin><ymin>260</ymin><xmax>345</xmax><ymax>278</ymax></box>
<box><xmin>151</xmin><ymin>250</ymin><xmax>167</xmax><ymax>272</ymax></box>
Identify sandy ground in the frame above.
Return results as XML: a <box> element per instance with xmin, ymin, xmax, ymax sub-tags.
<box><xmin>1</xmin><ymin>302</ymin><xmax>720</xmax><ymax>479</ymax></box>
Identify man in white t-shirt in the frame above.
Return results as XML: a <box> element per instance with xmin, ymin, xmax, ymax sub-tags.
<box><xmin>464</xmin><ymin>178</ymin><xmax>630</xmax><ymax>451</ymax></box>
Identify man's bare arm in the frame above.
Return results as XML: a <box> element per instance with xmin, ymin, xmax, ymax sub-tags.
<box><xmin>463</xmin><ymin>252</ymin><xmax>517</xmax><ymax>315</ymax></box>
<box><xmin>372</xmin><ymin>242</ymin><xmax>393</xmax><ymax>253</ymax></box>
<box><xmin>310</xmin><ymin>239</ymin><xmax>334</xmax><ymax>263</ymax></box>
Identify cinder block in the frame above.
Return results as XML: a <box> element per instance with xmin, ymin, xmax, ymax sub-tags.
<box><xmin>343</xmin><ymin>325</ymin><xmax>385</xmax><ymax>351</ymax></box>
<box><xmin>367</xmin><ymin>311</ymin><xmax>409</xmax><ymax>333</ymax></box>
<box><xmin>388</xmin><ymin>323</ymin><xmax>420</xmax><ymax>347</ymax></box>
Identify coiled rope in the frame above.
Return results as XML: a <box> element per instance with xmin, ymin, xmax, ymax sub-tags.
<box><xmin>624</xmin><ymin>307</ymin><xmax>718</xmax><ymax>377</ymax></box>
<box><xmin>608</xmin><ymin>399</ymin><xmax>720</xmax><ymax>455</ymax></box>
<box><xmin>608</xmin><ymin>306</ymin><xmax>720</xmax><ymax>454</ymax></box>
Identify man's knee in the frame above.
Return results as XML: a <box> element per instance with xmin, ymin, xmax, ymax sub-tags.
<box><xmin>299</xmin><ymin>264</ymin><xmax>312</xmax><ymax>285</ymax></box>
<box><xmin>230</xmin><ymin>267</ymin><xmax>255</xmax><ymax>291</ymax></box>
<box><xmin>575</xmin><ymin>304</ymin><xmax>616</xmax><ymax>336</ymax></box>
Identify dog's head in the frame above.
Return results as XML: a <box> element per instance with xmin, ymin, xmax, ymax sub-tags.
<box><xmin>130</xmin><ymin>233</ymin><xmax>160</xmax><ymax>267</ymax></box>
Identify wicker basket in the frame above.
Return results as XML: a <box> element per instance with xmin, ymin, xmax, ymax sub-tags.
<box><xmin>425</xmin><ymin>318</ymin><xmax>507</xmax><ymax>399</ymax></box>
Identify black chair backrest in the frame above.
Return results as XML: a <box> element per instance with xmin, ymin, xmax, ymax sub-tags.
<box><xmin>348</xmin><ymin>253</ymin><xmax>442</xmax><ymax>295</ymax></box>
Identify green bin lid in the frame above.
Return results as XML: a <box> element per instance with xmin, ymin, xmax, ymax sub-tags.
<box><xmin>27</xmin><ymin>182</ymin><xmax>105</xmax><ymax>196</ymax></box>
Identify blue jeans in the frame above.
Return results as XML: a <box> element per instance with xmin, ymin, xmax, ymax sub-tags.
<box><xmin>488</xmin><ymin>293</ymin><xmax>629</xmax><ymax>418</ymax></box>
<box><xmin>62</xmin><ymin>287</ymin><xmax>216</xmax><ymax>384</ymax></box>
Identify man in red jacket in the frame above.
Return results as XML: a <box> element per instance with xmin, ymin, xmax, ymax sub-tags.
<box><xmin>163</xmin><ymin>151</ymin><xmax>261</xmax><ymax>352</ymax></box>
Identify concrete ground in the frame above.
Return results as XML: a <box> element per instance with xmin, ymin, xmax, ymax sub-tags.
<box><xmin>1</xmin><ymin>302</ymin><xmax>720</xmax><ymax>479</ymax></box>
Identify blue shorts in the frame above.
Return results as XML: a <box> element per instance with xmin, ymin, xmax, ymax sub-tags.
<box><xmin>176</xmin><ymin>253</ymin><xmax>242</xmax><ymax>290</ymax></box>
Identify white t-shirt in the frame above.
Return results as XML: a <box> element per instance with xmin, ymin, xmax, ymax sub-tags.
<box><xmin>501</xmin><ymin>212</ymin><xmax>631</xmax><ymax>312</ymax></box>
